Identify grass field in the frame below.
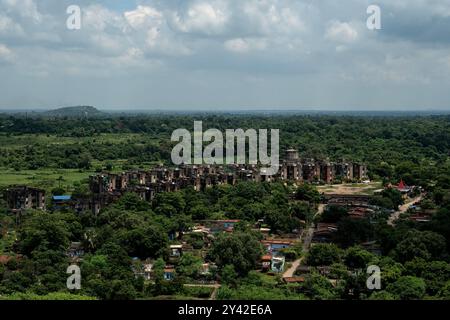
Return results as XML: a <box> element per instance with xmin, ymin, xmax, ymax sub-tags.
<box><xmin>0</xmin><ymin>133</ymin><xmax>147</xmax><ymax>149</ymax></box>
<box><xmin>0</xmin><ymin>167</ymin><xmax>94</xmax><ymax>190</ymax></box>
<box><xmin>317</xmin><ymin>181</ymin><xmax>383</xmax><ymax>195</ymax></box>
<box><xmin>0</xmin><ymin>133</ymin><xmax>165</xmax><ymax>191</ymax></box>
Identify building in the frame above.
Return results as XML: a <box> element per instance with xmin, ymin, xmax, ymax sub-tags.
<box><xmin>164</xmin><ymin>266</ymin><xmax>175</xmax><ymax>281</ymax></box>
<box><xmin>261</xmin><ymin>255</ymin><xmax>272</xmax><ymax>272</ymax></box>
<box><xmin>262</xmin><ymin>239</ymin><xmax>295</xmax><ymax>254</ymax></box>
<box><xmin>67</xmin><ymin>242</ymin><xmax>85</xmax><ymax>262</ymax></box>
<box><xmin>83</xmin><ymin>150</ymin><xmax>369</xmax><ymax>214</ymax></box>
<box><xmin>271</xmin><ymin>256</ymin><xmax>285</xmax><ymax>273</ymax></box>
<box><xmin>4</xmin><ymin>186</ymin><xmax>46</xmax><ymax>212</ymax></box>
<box><xmin>52</xmin><ymin>195</ymin><xmax>73</xmax><ymax>211</ymax></box>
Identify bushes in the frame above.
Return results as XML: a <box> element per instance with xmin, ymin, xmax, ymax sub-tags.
<box><xmin>307</xmin><ymin>244</ymin><xmax>341</xmax><ymax>266</ymax></box>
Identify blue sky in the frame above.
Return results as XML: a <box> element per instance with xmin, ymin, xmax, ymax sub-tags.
<box><xmin>1</xmin><ymin>0</ymin><xmax>450</xmax><ymax>111</ymax></box>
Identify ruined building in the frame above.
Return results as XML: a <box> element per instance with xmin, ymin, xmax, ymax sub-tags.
<box><xmin>4</xmin><ymin>186</ymin><xmax>46</xmax><ymax>212</ymax></box>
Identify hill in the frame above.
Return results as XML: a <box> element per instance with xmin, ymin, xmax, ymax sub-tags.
<box><xmin>43</xmin><ymin>106</ymin><xmax>104</xmax><ymax>118</ymax></box>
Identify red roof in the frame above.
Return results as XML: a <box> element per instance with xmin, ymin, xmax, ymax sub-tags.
<box><xmin>397</xmin><ymin>179</ymin><xmax>406</xmax><ymax>190</ymax></box>
<box><xmin>0</xmin><ymin>255</ymin><xmax>12</xmax><ymax>265</ymax></box>
<box><xmin>283</xmin><ymin>277</ymin><xmax>305</xmax><ymax>283</ymax></box>
<box><xmin>261</xmin><ymin>255</ymin><xmax>272</xmax><ymax>261</ymax></box>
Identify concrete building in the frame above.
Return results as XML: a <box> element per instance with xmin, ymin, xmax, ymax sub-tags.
<box><xmin>4</xmin><ymin>186</ymin><xmax>46</xmax><ymax>212</ymax></box>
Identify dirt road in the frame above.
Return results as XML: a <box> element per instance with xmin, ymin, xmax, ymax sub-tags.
<box><xmin>388</xmin><ymin>194</ymin><xmax>423</xmax><ymax>226</ymax></box>
<box><xmin>282</xmin><ymin>204</ymin><xmax>324</xmax><ymax>278</ymax></box>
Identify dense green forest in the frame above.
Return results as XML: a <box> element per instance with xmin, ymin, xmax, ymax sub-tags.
<box><xmin>1</xmin><ymin>114</ymin><xmax>450</xmax><ymax>300</ymax></box>
<box><xmin>1</xmin><ymin>114</ymin><xmax>450</xmax><ymax>186</ymax></box>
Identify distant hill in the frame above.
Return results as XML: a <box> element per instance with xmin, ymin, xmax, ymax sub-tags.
<box><xmin>43</xmin><ymin>106</ymin><xmax>105</xmax><ymax>118</ymax></box>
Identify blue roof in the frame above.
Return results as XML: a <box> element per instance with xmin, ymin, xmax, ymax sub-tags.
<box><xmin>53</xmin><ymin>195</ymin><xmax>72</xmax><ymax>201</ymax></box>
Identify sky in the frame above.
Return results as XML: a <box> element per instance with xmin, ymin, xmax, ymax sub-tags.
<box><xmin>1</xmin><ymin>0</ymin><xmax>450</xmax><ymax>111</ymax></box>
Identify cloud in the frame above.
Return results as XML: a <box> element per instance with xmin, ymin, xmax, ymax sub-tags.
<box><xmin>170</xmin><ymin>1</ymin><xmax>229</xmax><ymax>35</ymax></box>
<box><xmin>224</xmin><ymin>37</ymin><xmax>267</xmax><ymax>53</ymax></box>
<box><xmin>0</xmin><ymin>0</ymin><xmax>450</xmax><ymax>109</ymax></box>
<box><xmin>124</xmin><ymin>5</ymin><xmax>163</xmax><ymax>29</ymax></box>
<box><xmin>0</xmin><ymin>13</ymin><xmax>24</xmax><ymax>36</ymax></box>
<box><xmin>325</xmin><ymin>20</ymin><xmax>358</xmax><ymax>43</ymax></box>
<box><xmin>0</xmin><ymin>43</ymin><xmax>14</xmax><ymax>63</ymax></box>
<box><xmin>1</xmin><ymin>0</ymin><xmax>42</xmax><ymax>23</ymax></box>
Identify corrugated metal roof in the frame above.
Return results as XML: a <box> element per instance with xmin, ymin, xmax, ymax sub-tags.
<box><xmin>53</xmin><ymin>195</ymin><xmax>72</xmax><ymax>201</ymax></box>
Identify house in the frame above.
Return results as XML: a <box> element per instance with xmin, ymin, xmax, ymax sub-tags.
<box><xmin>67</xmin><ymin>242</ymin><xmax>85</xmax><ymax>261</ymax></box>
<box><xmin>143</xmin><ymin>263</ymin><xmax>153</xmax><ymax>280</ymax></box>
<box><xmin>199</xmin><ymin>263</ymin><xmax>217</xmax><ymax>279</ymax></box>
<box><xmin>0</xmin><ymin>255</ymin><xmax>12</xmax><ymax>265</ymax></box>
<box><xmin>261</xmin><ymin>255</ymin><xmax>272</xmax><ymax>272</ymax></box>
<box><xmin>0</xmin><ymin>254</ymin><xmax>22</xmax><ymax>265</ymax></box>
<box><xmin>164</xmin><ymin>266</ymin><xmax>175</xmax><ymax>281</ymax></box>
<box><xmin>394</xmin><ymin>179</ymin><xmax>414</xmax><ymax>197</ymax></box>
<box><xmin>360</xmin><ymin>241</ymin><xmax>382</xmax><ymax>255</ymax></box>
<box><xmin>271</xmin><ymin>256</ymin><xmax>285</xmax><ymax>273</ymax></box>
<box><xmin>261</xmin><ymin>239</ymin><xmax>295</xmax><ymax>254</ymax></box>
<box><xmin>312</xmin><ymin>223</ymin><xmax>338</xmax><ymax>243</ymax></box>
<box><xmin>170</xmin><ymin>245</ymin><xmax>183</xmax><ymax>258</ymax></box>
<box><xmin>283</xmin><ymin>277</ymin><xmax>305</xmax><ymax>284</ymax></box>
<box><xmin>202</xmin><ymin>220</ymin><xmax>240</xmax><ymax>233</ymax></box>
<box><xmin>52</xmin><ymin>195</ymin><xmax>73</xmax><ymax>211</ymax></box>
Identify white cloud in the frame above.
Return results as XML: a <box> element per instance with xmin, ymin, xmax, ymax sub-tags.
<box><xmin>1</xmin><ymin>0</ymin><xmax>450</xmax><ymax>109</ymax></box>
<box><xmin>1</xmin><ymin>0</ymin><xmax>42</xmax><ymax>23</ymax></box>
<box><xmin>124</xmin><ymin>5</ymin><xmax>163</xmax><ymax>29</ymax></box>
<box><xmin>83</xmin><ymin>5</ymin><xmax>127</xmax><ymax>32</ymax></box>
<box><xmin>0</xmin><ymin>43</ymin><xmax>14</xmax><ymax>62</ymax></box>
<box><xmin>0</xmin><ymin>13</ymin><xmax>24</xmax><ymax>36</ymax></box>
<box><xmin>224</xmin><ymin>37</ymin><xmax>267</xmax><ymax>53</ymax></box>
<box><xmin>171</xmin><ymin>1</ymin><xmax>229</xmax><ymax>35</ymax></box>
<box><xmin>325</xmin><ymin>20</ymin><xmax>358</xmax><ymax>43</ymax></box>
<box><xmin>242</xmin><ymin>0</ymin><xmax>305</xmax><ymax>35</ymax></box>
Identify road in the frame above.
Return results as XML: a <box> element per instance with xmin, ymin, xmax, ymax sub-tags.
<box><xmin>184</xmin><ymin>283</ymin><xmax>221</xmax><ymax>300</ymax></box>
<box><xmin>388</xmin><ymin>194</ymin><xmax>423</xmax><ymax>226</ymax></box>
<box><xmin>282</xmin><ymin>204</ymin><xmax>324</xmax><ymax>278</ymax></box>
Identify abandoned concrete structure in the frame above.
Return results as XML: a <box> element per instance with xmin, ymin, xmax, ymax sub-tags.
<box><xmin>4</xmin><ymin>186</ymin><xmax>46</xmax><ymax>212</ymax></box>
<box><xmin>3</xmin><ymin>149</ymin><xmax>367</xmax><ymax>215</ymax></box>
<box><xmin>83</xmin><ymin>149</ymin><xmax>368</xmax><ymax>214</ymax></box>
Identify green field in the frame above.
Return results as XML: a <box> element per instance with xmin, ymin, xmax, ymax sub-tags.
<box><xmin>0</xmin><ymin>167</ymin><xmax>93</xmax><ymax>191</ymax></box>
<box><xmin>0</xmin><ymin>133</ymin><xmax>152</xmax><ymax>150</ymax></box>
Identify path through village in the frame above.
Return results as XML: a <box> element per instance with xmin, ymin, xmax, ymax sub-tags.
<box><xmin>388</xmin><ymin>194</ymin><xmax>424</xmax><ymax>226</ymax></box>
<box><xmin>282</xmin><ymin>204</ymin><xmax>325</xmax><ymax>278</ymax></box>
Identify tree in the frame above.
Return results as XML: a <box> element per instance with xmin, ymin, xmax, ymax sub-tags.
<box><xmin>115</xmin><ymin>193</ymin><xmax>150</xmax><ymax>212</ymax></box>
<box><xmin>393</xmin><ymin>230</ymin><xmax>447</xmax><ymax>263</ymax></box>
<box><xmin>377</xmin><ymin>257</ymin><xmax>405</xmax><ymax>285</ymax></box>
<box><xmin>387</xmin><ymin>276</ymin><xmax>426</xmax><ymax>300</ymax></box>
<box><xmin>295</xmin><ymin>184</ymin><xmax>321</xmax><ymax>204</ymax></box>
<box><xmin>321</xmin><ymin>205</ymin><xmax>349</xmax><ymax>223</ymax></box>
<box><xmin>209</xmin><ymin>232</ymin><xmax>263</xmax><ymax>276</ymax></box>
<box><xmin>118</xmin><ymin>225</ymin><xmax>168</xmax><ymax>259</ymax></box>
<box><xmin>307</xmin><ymin>244</ymin><xmax>341</xmax><ymax>266</ymax></box>
<box><xmin>404</xmin><ymin>258</ymin><xmax>450</xmax><ymax>295</ymax></box>
<box><xmin>220</xmin><ymin>265</ymin><xmax>238</xmax><ymax>287</ymax></box>
<box><xmin>51</xmin><ymin>187</ymin><xmax>66</xmax><ymax>196</ymax></box>
<box><xmin>380</xmin><ymin>188</ymin><xmax>404</xmax><ymax>210</ymax></box>
<box><xmin>438</xmin><ymin>280</ymin><xmax>450</xmax><ymax>299</ymax></box>
<box><xmin>344</xmin><ymin>246</ymin><xmax>376</xmax><ymax>269</ymax></box>
<box><xmin>18</xmin><ymin>211</ymin><xmax>70</xmax><ymax>255</ymax></box>
<box><xmin>370</xmin><ymin>195</ymin><xmax>394</xmax><ymax>210</ymax></box>
<box><xmin>176</xmin><ymin>253</ymin><xmax>203</xmax><ymax>279</ymax></box>
<box><xmin>334</xmin><ymin>218</ymin><xmax>374</xmax><ymax>248</ymax></box>
<box><xmin>302</xmin><ymin>272</ymin><xmax>337</xmax><ymax>300</ymax></box>
<box><xmin>368</xmin><ymin>291</ymin><xmax>397</xmax><ymax>300</ymax></box>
